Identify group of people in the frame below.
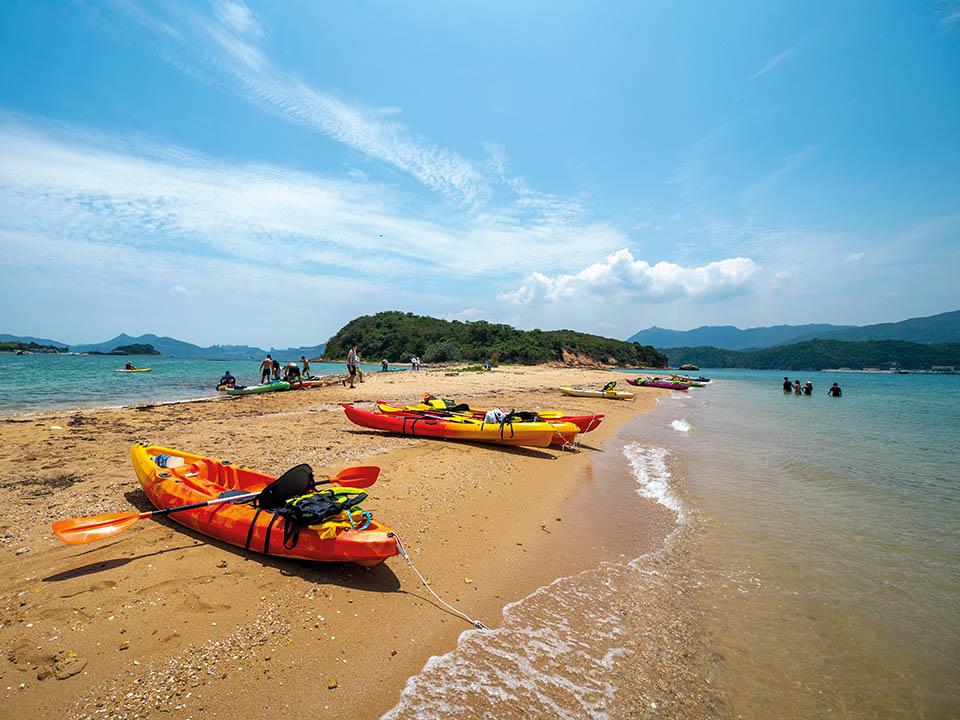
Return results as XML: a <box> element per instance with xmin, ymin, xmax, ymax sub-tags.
<box><xmin>782</xmin><ymin>377</ymin><xmax>842</xmax><ymax>397</ymax></box>
<box><xmin>410</xmin><ymin>356</ymin><xmax>422</xmax><ymax>371</ymax></box>
<box><xmin>255</xmin><ymin>354</ymin><xmax>314</xmax><ymax>385</ymax></box>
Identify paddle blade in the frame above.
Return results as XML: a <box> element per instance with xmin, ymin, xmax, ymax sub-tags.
<box><xmin>52</xmin><ymin>512</ymin><xmax>142</xmax><ymax>545</ymax></box>
<box><xmin>330</xmin><ymin>465</ymin><xmax>380</xmax><ymax>488</ymax></box>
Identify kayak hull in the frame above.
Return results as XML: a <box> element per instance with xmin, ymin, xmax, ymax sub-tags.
<box><xmin>131</xmin><ymin>444</ymin><xmax>398</xmax><ymax>566</ymax></box>
<box><xmin>625</xmin><ymin>378</ymin><xmax>689</xmax><ymax>390</ymax></box>
<box><xmin>224</xmin><ymin>381</ymin><xmax>290</xmax><ymax>396</ymax></box>
<box><xmin>558</xmin><ymin>387</ymin><xmax>634</xmax><ymax>400</ymax></box>
<box><xmin>115</xmin><ymin>368</ymin><xmax>152</xmax><ymax>373</ymax></box>
<box><xmin>381</xmin><ymin>401</ymin><xmax>602</xmax><ymax>445</ymax></box>
<box><xmin>343</xmin><ymin>404</ymin><xmax>558</xmax><ymax>448</ymax></box>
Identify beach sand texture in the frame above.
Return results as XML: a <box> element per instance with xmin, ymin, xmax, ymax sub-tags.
<box><xmin>0</xmin><ymin>366</ymin><xmax>721</xmax><ymax>719</ymax></box>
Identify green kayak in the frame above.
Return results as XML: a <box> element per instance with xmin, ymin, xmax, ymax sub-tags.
<box><xmin>224</xmin><ymin>381</ymin><xmax>290</xmax><ymax>396</ymax></box>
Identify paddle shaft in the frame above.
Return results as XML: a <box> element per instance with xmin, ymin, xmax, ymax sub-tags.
<box><xmin>141</xmin><ymin>476</ymin><xmax>347</xmax><ymax>519</ymax></box>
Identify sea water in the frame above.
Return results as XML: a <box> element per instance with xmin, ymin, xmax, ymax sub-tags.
<box><xmin>0</xmin><ymin>353</ymin><xmax>386</xmax><ymax>414</ymax></box>
<box><xmin>384</xmin><ymin>370</ymin><xmax>960</xmax><ymax>718</ymax></box>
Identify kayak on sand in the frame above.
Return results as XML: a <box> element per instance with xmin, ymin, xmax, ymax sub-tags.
<box><xmin>224</xmin><ymin>381</ymin><xmax>290</xmax><ymax>396</ymax></box>
<box><xmin>379</xmin><ymin>395</ymin><xmax>604</xmax><ymax>445</ymax></box>
<box><xmin>342</xmin><ymin>403</ymin><xmax>567</xmax><ymax>448</ymax></box>
<box><xmin>626</xmin><ymin>378</ymin><xmax>690</xmax><ymax>390</ymax></box>
<box><xmin>558</xmin><ymin>386</ymin><xmax>634</xmax><ymax>400</ymax></box>
<box><xmin>129</xmin><ymin>444</ymin><xmax>398</xmax><ymax>566</ymax></box>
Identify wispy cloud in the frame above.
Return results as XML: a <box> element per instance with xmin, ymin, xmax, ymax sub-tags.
<box><xmin>0</xmin><ymin>116</ymin><xmax>624</xmax><ymax>291</ymax></box>
<box><xmin>749</xmin><ymin>42</ymin><xmax>799</xmax><ymax>81</ymax></box>
<box><xmin>171</xmin><ymin>285</ymin><xmax>199</xmax><ymax>296</ymax></box>
<box><xmin>846</xmin><ymin>252</ymin><xmax>865</xmax><ymax>262</ymax></box>
<box><xmin>499</xmin><ymin>249</ymin><xmax>760</xmax><ymax>305</ymax></box>
<box><xmin>102</xmin><ymin>0</ymin><xmax>490</xmax><ymax>208</ymax></box>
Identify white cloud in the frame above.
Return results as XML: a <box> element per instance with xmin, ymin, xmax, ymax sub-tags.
<box><xmin>0</xmin><ymin>118</ymin><xmax>627</xmax><ymax>295</ymax></box>
<box><xmin>441</xmin><ymin>308</ymin><xmax>489</xmax><ymax>322</ymax></box>
<box><xmin>846</xmin><ymin>252</ymin><xmax>865</xmax><ymax>261</ymax></box>
<box><xmin>499</xmin><ymin>249</ymin><xmax>760</xmax><ymax>305</ymax></box>
<box><xmin>104</xmin><ymin>1</ymin><xmax>490</xmax><ymax>209</ymax></box>
<box><xmin>749</xmin><ymin>43</ymin><xmax>799</xmax><ymax>81</ymax></box>
<box><xmin>171</xmin><ymin>285</ymin><xmax>199</xmax><ymax>296</ymax></box>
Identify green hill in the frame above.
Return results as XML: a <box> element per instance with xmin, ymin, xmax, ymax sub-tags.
<box><xmin>662</xmin><ymin>339</ymin><xmax>960</xmax><ymax>371</ymax></box>
<box><xmin>323</xmin><ymin>312</ymin><xmax>668</xmax><ymax>367</ymax></box>
<box><xmin>110</xmin><ymin>343</ymin><xmax>161</xmax><ymax>356</ymax></box>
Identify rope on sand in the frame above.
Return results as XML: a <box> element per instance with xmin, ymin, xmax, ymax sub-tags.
<box><xmin>388</xmin><ymin>532</ymin><xmax>490</xmax><ymax>631</ymax></box>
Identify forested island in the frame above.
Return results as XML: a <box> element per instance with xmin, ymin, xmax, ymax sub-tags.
<box><xmin>661</xmin><ymin>339</ymin><xmax>960</xmax><ymax>371</ymax></box>
<box><xmin>324</xmin><ymin>312</ymin><xmax>668</xmax><ymax>368</ymax></box>
<box><xmin>89</xmin><ymin>343</ymin><xmax>162</xmax><ymax>356</ymax></box>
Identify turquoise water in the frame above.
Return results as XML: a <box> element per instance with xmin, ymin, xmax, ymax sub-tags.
<box><xmin>384</xmin><ymin>368</ymin><xmax>960</xmax><ymax>718</ymax></box>
<box><xmin>0</xmin><ymin>354</ymin><xmax>389</xmax><ymax>414</ymax></box>
<box><xmin>648</xmin><ymin>369</ymin><xmax>960</xmax><ymax>717</ymax></box>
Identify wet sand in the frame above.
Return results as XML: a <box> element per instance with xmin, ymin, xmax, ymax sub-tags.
<box><xmin>0</xmin><ymin>366</ymin><xmax>684</xmax><ymax>718</ymax></box>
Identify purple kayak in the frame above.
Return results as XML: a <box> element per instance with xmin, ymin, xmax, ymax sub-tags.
<box><xmin>626</xmin><ymin>378</ymin><xmax>690</xmax><ymax>391</ymax></box>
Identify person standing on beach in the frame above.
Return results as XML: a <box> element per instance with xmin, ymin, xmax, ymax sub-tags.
<box><xmin>259</xmin><ymin>354</ymin><xmax>273</xmax><ymax>384</ymax></box>
<box><xmin>827</xmin><ymin>382</ymin><xmax>842</xmax><ymax>397</ymax></box>
<box><xmin>346</xmin><ymin>344</ymin><xmax>359</xmax><ymax>388</ymax></box>
<box><xmin>272</xmin><ymin>358</ymin><xmax>282</xmax><ymax>381</ymax></box>
<box><xmin>783</xmin><ymin>376</ymin><xmax>793</xmax><ymax>393</ymax></box>
<box><xmin>301</xmin><ymin>355</ymin><xmax>310</xmax><ymax>378</ymax></box>
<box><xmin>382</xmin><ymin>358</ymin><xmax>389</xmax><ymax>371</ymax></box>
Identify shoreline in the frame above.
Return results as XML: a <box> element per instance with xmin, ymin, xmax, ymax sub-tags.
<box><xmin>1</xmin><ymin>366</ymin><xmax>679</xmax><ymax>718</ymax></box>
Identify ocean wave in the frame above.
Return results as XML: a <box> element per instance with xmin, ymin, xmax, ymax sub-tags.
<box><xmin>671</xmin><ymin>418</ymin><xmax>692</xmax><ymax>433</ymax></box>
<box><xmin>622</xmin><ymin>444</ymin><xmax>685</xmax><ymax>521</ymax></box>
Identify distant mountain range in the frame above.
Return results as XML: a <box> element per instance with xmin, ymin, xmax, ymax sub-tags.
<box><xmin>0</xmin><ymin>332</ymin><xmax>325</xmax><ymax>359</ymax></box>
<box><xmin>629</xmin><ymin>310</ymin><xmax>960</xmax><ymax>349</ymax></box>
<box><xmin>661</xmin><ymin>339</ymin><xmax>960</xmax><ymax>371</ymax></box>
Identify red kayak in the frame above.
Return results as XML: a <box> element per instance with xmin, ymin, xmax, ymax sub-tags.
<box><xmin>342</xmin><ymin>404</ymin><xmax>565</xmax><ymax>447</ymax></box>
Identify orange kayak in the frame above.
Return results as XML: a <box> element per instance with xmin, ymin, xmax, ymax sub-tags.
<box><xmin>131</xmin><ymin>444</ymin><xmax>398</xmax><ymax>567</ymax></box>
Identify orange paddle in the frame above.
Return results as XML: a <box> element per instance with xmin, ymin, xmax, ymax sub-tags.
<box><xmin>51</xmin><ymin>465</ymin><xmax>380</xmax><ymax>546</ymax></box>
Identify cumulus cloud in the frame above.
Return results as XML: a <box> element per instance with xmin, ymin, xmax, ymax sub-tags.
<box><xmin>442</xmin><ymin>308</ymin><xmax>488</xmax><ymax>322</ymax></box>
<box><xmin>499</xmin><ymin>249</ymin><xmax>760</xmax><ymax>305</ymax></box>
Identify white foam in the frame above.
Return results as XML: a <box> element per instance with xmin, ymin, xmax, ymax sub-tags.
<box><xmin>671</xmin><ymin>418</ymin><xmax>692</xmax><ymax>433</ymax></box>
<box><xmin>622</xmin><ymin>443</ymin><xmax>685</xmax><ymax>521</ymax></box>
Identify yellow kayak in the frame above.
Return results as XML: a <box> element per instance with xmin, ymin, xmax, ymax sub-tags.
<box><xmin>559</xmin><ymin>386</ymin><xmax>634</xmax><ymax>400</ymax></box>
<box><xmin>115</xmin><ymin>368</ymin><xmax>152</xmax><ymax>373</ymax></box>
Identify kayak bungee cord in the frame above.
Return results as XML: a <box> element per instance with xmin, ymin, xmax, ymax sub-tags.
<box><xmin>388</xmin><ymin>531</ymin><xmax>490</xmax><ymax>631</ymax></box>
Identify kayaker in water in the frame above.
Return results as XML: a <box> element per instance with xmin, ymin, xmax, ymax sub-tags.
<box><xmin>827</xmin><ymin>382</ymin><xmax>842</xmax><ymax>397</ymax></box>
<box><xmin>125</xmin><ymin>361</ymin><xmax>135</xmax><ymax>370</ymax></box>
<box><xmin>783</xmin><ymin>377</ymin><xmax>792</xmax><ymax>392</ymax></box>
<box><xmin>259</xmin><ymin>354</ymin><xmax>273</xmax><ymax>384</ymax></box>
<box><xmin>219</xmin><ymin>370</ymin><xmax>236</xmax><ymax>388</ymax></box>
<box><xmin>803</xmin><ymin>381</ymin><xmax>813</xmax><ymax>395</ymax></box>
<box><xmin>301</xmin><ymin>355</ymin><xmax>310</xmax><ymax>378</ymax></box>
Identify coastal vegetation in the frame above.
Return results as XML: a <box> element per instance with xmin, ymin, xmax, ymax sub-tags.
<box><xmin>0</xmin><ymin>341</ymin><xmax>68</xmax><ymax>353</ymax></box>
<box><xmin>324</xmin><ymin>311</ymin><xmax>668</xmax><ymax>367</ymax></box>
<box><xmin>89</xmin><ymin>343</ymin><xmax>161</xmax><ymax>356</ymax></box>
<box><xmin>661</xmin><ymin>339</ymin><xmax>960</xmax><ymax>370</ymax></box>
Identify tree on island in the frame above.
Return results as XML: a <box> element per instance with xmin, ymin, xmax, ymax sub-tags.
<box><xmin>108</xmin><ymin>343</ymin><xmax>161</xmax><ymax>356</ymax></box>
<box><xmin>323</xmin><ymin>311</ymin><xmax>668</xmax><ymax>367</ymax></box>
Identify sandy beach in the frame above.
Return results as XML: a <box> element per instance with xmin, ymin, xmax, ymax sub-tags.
<box><xmin>0</xmin><ymin>366</ymin><xmax>713</xmax><ymax>719</ymax></box>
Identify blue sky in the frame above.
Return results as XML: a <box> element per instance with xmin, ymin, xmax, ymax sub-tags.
<box><xmin>0</xmin><ymin>0</ymin><xmax>958</xmax><ymax>348</ymax></box>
